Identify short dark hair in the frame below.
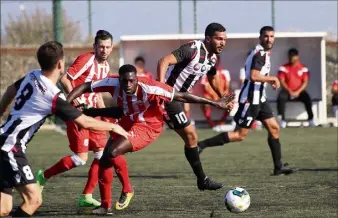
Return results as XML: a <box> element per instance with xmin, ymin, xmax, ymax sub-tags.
<box><xmin>94</xmin><ymin>30</ymin><xmax>113</xmax><ymax>44</ymax></box>
<box><xmin>205</xmin><ymin>23</ymin><xmax>226</xmax><ymax>37</ymax></box>
<box><xmin>37</xmin><ymin>41</ymin><xmax>64</xmax><ymax>71</ymax></box>
<box><xmin>118</xmin><ymin>64</ymin><xmax>137</xmax><ymax>76</ymax></box>
<box><xmin>288</xmin><ymin>48</ymin><xmax>299</xmax><ymax>56</ymax></box>
<box><xmin>134</xmin><ymin>56</ymin><xmax>145</xmax><ymax>64</ymax></box>
<box><xmin>259</xmin><ymin>26</ymin><xmax>274</xmax><ymax>35</ymax></box>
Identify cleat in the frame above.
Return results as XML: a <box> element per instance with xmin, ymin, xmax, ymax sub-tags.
<box><xmin>115</xmin><ymin>188</ymin><xmax>134</xmax><ymax>211</ymax></box>
<box><xmin>273</xmin><ymin>163</ymin><xmax>298</xmax><ymax>176</ymax></box>
<box><xmin>197</xmin><ymin>177</ymin><xmax>224</xmax><ymax>191</ymax></box>
<box><xmin>78</xmin><ymin>194</ymin><xmax>101</xmax><ymax>207</ymax></box>
<box><xmin>83</xmin><ymin>206</ymin><xmax>113</xmax><ymax>215</ymax></box>
<box><xmin>35</xmin><ymin>169</ymin><xmax>48</xmax><ymax>192</ymax></box>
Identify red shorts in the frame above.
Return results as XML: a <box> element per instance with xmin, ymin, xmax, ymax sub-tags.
<box><xmin>66</xmin><ymin>118</ymin><xmax>108</xmax><ymax>153</ymax></box>
<box><xmin>109</xmin><ymin>119</ymin><xmax>163</xmax><ymax>152</ymax></box>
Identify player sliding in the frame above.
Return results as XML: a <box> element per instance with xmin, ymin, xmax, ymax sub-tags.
<box><xmin>66</xmin><ymin>64</ymin><xmax>235</xmax><ymax>215</ymax></box>
<box><xmin>0</xmin><ymin>41</ymin><xmax>129</xmax><ymax>217</ymax></box>
<box><xmin>198</xmin><ymin>26</ymin><xmax>298</xmax><ymax>176</ymax></box>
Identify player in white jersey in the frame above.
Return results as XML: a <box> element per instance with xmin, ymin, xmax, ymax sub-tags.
<box><xmin>157</xmin><ymin>23</ymin><xmax>234</xmax><ymax>190</ymax></box>
<box><xmin>198</xmin><ymin>26</ymin><xmax>298</xmax><ymax>176</ymax></box>
<box><xmin>0</xmin><ymin>41</ymin><xmax>129</xmax><ymax>217</ymax></box>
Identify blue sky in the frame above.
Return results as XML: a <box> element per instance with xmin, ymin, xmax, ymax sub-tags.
<box><xmin>1</xmin><ymin>1</ymin><xmax>337</xmax><ymax>42</ymax></box>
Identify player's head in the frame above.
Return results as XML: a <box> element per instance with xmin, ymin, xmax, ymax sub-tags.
<box><xmin>134</xmin><ymin>56</ymin><xmax>145</xmax><ymax>71</ymax></box>
<box><xmin>259</xmin><ymin>26</ymin><xmax>275</xmax><ymax>50</ymax></box>
<box><xmin>37</xmin><ymin>41</ymin><xmax>64</xmax><ymax>75</ymax></box>
<box><xmin>204</xmin><ymin>23</ymin><xmax>227</xmax><ymax>54</ymax></box>
<box><xmin>94</xmin><ymin>30</ymin><xmax>113</xmax><ymax>62</ymax></box>
<box><xmin>288</xmin><ymin>48</ymin><xmax>299</xmax><ymax>65</ymax></box>
<box><xmin>118</xmin><ymin>64</ymin><xmax>138</xmax><ymax>94</ymax></box>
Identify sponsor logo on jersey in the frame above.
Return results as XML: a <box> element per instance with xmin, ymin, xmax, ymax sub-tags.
<box><xmin>193</xmin><ymin>64</ymin><xmax>200</xmax><ymax>71</ymax></box>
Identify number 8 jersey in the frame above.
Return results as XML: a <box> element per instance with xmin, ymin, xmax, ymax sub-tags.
<box><xmin>0</xmin><ymin>70</ymin><xmax>81</xmax><ymax>152</ymax></box>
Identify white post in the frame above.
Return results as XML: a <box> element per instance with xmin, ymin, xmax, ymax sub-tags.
<box><xmin>319</xmin><ymin>37</ymin><xmax>327</xmax><ymax>124</ymax></box>
<box><xmin>119</xmin><ymin>42</ymin><xmax>124</xmax><ymax>67</ymax></box>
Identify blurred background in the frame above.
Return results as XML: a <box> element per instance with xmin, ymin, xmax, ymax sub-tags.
<box><xmin>1</xmin><ymin>0</ymin><xmax>337</xmax><ymax>128</ymax></box>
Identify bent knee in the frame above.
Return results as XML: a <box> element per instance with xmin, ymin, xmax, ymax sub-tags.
<box><xmin>183</xmin><ymin>130</ymin><xmax>198</xmax><ymax>146</ymax></box>
<box><xmin>0</xmin><ymin>211</ymin><xmax>11</xmax><ymax>217</ymax></box>
<box><xmin>71</xmin><ymin>154</ymin><xmax>87</xmax><ymax>166</ymax></box>
<box><xmin>229</xmin><ymin>130</ymin><xmax>247</xmax><ymax>142</ymax></box>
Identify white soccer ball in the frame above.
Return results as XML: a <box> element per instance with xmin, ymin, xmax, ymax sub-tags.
<box><xmin>224</xmin><ymin>187</ymin><xmax>250</xmax><ymax>213</ymax></box>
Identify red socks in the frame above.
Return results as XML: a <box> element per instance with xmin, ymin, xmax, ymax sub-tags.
<box><xmin>44</xmin><ymin>156</ymin><xmax>75</xmax><ymax>179</ymax></box>
<box><xmin>82</xmin><ymin>159</ymin><xmax>100</xmax><ymax>194</ymax></box>
<box><xmin>111</xmin><ymin>155</ymin><xmax>133</xmax><ymax>193</ymax></box>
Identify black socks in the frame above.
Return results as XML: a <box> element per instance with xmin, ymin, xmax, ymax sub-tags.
<box><xmin>198</xmin><ymin>132</ymin><xmax>230</xmax><ymax>150</ymax></box>
<box><xmin>12</xmin><ymin>207</ymin><xmax>32</xmax><ymax>217</ymax></box>
<box><xmin>268</xmin><ymin>137</ymin><xmax>283</xmax><ymax>170</ymax></box>
<box><xmin>184</xmin><ymin>146</ymin><xmax>206</xmax><ymax>181</ymax></box>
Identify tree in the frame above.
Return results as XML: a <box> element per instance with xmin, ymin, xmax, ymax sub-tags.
<box><xmin>3</xmin><ymin>7</ymin><xmax>82</xmax><ymax>45</ymax></box>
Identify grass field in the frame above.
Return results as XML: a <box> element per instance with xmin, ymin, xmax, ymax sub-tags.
<box><xmin>14</xmin><ymin>127</ymin><xmax>337</xmax><ymax>218</ymax></box>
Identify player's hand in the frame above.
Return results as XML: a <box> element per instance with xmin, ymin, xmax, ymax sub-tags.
<box><xmin>214</xmin><ymin>93</ymin><xmax>235</xmax><ymax>110</ymax></box>
<box><xmin>111</xmin><ymin>124</ymin><xmax>130</xmax><ymax>139</ymax></box>
<box><xmin>270</xmin><ymin>78</ymin><xmax>280</xmax><ymax>90</ymax></box>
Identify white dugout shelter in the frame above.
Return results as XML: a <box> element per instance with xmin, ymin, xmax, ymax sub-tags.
<box><xmin>119</xmin><ymin>32</ymin><xmax>327</xmax><ymax>125</ymax></box>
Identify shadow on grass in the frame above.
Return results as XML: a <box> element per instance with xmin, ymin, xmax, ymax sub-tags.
<box><xmin>298</xmin><ymin>168</ymin><xmax>338</xmax><ymax>172</ymax></box>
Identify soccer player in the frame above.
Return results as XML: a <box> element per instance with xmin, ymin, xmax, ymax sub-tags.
<box><xmin>157</xmin><ymin>23</ymin><xmax>233</xmax><ymax>190</ymax></box>
<box><xmin>197</xmin><ymin>26</ymin><xmax>298</xmax><ymax>176</ymax></box>
<box><xmin>0</xmin><ymin>41</ymin><xmax>129</xmax><ymax>217</ymax></box>
<box><xmin>331</xmin><ymin>80</ymin><xmax>338</xmax><ymax>127</ymax></box>
<box><xmin>35</xmin><ymin>30</ymin><xmax>132</xmax><ymax>208</ymax></box>
<box><xmin>200</xmin><ymin>67</ymin><xmax>231</xmax><ymax>128</ymax></box>
<box><xmin>134</xmin><ymin>56</ymin><xmax>153</xmax><ymax>79</ymax></box>
<box><xmin>66</xmin><ymin>64</ymin><xmax>234</xmax><ymax>214</ymax></box>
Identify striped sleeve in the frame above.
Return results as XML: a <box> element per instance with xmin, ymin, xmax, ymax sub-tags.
<box><xmin>139</xmin><ymin>79</ymin><xmax>175</xmax><ymax>103</ymax></box>
<box><xmin>91</xmin><ymin>77</ymin><xmax>119</xmax><ymax>93</ymax></box>
<box><xmin>277</xmin><ymin>65</ymin><xmax>287</xmax><ymax>79</ymax></box>
<box><xmin>67</xmin><ymin>53</ymin><xmax>95</xmax><ymax>80</ymax></box>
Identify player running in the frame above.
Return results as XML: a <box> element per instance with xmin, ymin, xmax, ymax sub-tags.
<box><xmin>66</xmin><ymin>64</ymin><xmax>234</xmax><ymax>215</ymax></box>
<box><xmin>157</xmin><ymin>23</ymin><xmax>233</xmax><ymax>190</ymax></box>
<box><xmin>198</xmin><ymin>26</ymin><xmax>298</xmax><ymax>176</ymax></box>
<box><xmin>0</xmin><ymin>41</ymin><xmax>129</xmax><ymax>217</ymax></box>
<box><xmin>35</xmin><ymin>30</ymin><xmax>132</xmax><ymax>208</ymax></box>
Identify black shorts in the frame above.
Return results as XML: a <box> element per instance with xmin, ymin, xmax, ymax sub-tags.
<box><xmin>164</xmin><ymin>101</ymin><xmax>191</xmax><ymax>130</ymax></box>
<box><xmin>234</xmin><ymin>101</ymin><xmax>274</xmax><ymax>128</ymax></box>
<box><xmin>0</xmin><ymin>146</ymin><xmax>36</xmax><ymax>195</ymax></box>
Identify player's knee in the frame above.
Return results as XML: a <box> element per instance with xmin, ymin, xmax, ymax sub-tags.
<box><xmin>71</xmin><ymin>154</ymin><xmax>87</xmax><ymax>166</ymax></box>
<box><xmin>270</xmin><ymin>124</ymin><xmax>280</xmax><ymax>138</ymax></box>
<box><xmin>94</xmin><ymin>150</ymin><xmax>103</xmax><ymax>160</ymax></box>
<box><xmin>184</xmin><ymin>130</ymin><xmax>198</xmax><ymax>146</ymax></box>
<box><xmin>0</xmin><ymin>209</ymin><xmax>11</xmax><ymax>217</ymax></box>
<box><xmin>230</xmin><ymin>130</ymin><xmax>247</xmax><ymax>142</ymax></box>
<box><xmin>110</xmin><ymin>147</ymin><xmax>123</xmax><ymax>159</ymax></box>
<box><xmin>99</xmin><ymin>155</ymin><xmax>113</xmax><ymax>168</ymax></box>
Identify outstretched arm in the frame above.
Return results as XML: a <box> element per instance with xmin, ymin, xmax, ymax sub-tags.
<box><xmin>173</xmin><ymin>91</ymin><xmax>234</xmax><ymax>110</ymax></box>
<box><xmin>66</xmin><ymin>82</ymin><xmax>92</xmax><ymax>103</ymax></box>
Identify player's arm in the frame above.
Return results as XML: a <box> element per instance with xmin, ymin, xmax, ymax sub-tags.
<box><xmin>0</xmin><ymin>77</ymin><xmax>24</xmax><ymax>119</ymax></box>
<box><xmin>66</xmin><ymin>82</ymin><xmax>92</xmax><ymax>104</ymax></box>
<box><xmin>173</xmin><ymin>91</ymin><xmax>234</xmax><ymax>110</ymax></box>
<box><xmin>54</xmin><ymin>96</ymin><xmax>129</xmax><ymax>138</ymax></box>
<box><xmin>60</xmin><ymin>73</ymin><xmax>74</xmax><ymax>94</ymax></box>
<box><xmin>82</xmin><ymin>107</ymin><xmax>124</xmax><ymax>119</ymax></box>
<box><xmin>207</xmin><ymin>67</ymin><xmax>223</xmax><ymax>98</ymax></box>
<box><xmin>250</xmin><ymin>52</ymin><xmax>280</xmax><ymax>88</ymax></box>
<box><xmin>294</xmin><ymin>69</ymin><xmax>309</xmax><ymax>94</ymax></box>
<box><xmin>157</xmin><ymin>42</ymin><xmax>197</xmax><ymax>82</ymax></box>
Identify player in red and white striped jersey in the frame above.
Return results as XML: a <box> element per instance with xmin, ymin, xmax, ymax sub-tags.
<box><xmin>66</xmin><ymin>64</ymin><xmax>234</xmax><ymax>215</ymax></box>
<box><xmin>36</xmin><ymin>30</ymin><xmax>131</xmax><ymax>208</ymax></box>
<box><xmin>0</xmin><ymin>41</ymin><xmax>129</xmax><ymax>217</ymax></box>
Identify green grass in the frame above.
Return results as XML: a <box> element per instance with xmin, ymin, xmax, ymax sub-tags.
<box><xmin>15</xmin><ymin>128</ymin><xmax>338</xmax><ymax>217</ymax></box>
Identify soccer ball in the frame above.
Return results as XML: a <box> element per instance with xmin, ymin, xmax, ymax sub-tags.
<box><xmin>224</xmin><ymin>187</ymin><xmax>250</xmax><ymax>213</ymax></box>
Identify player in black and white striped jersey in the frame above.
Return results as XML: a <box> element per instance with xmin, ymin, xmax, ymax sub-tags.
<box><xmin>0</xmin><ymin>41</ymin><xmax>129</xmax><ymax>217</ymax></box>
<box><xmin>198</xmin><ymin>26</ymin><xmax>298</xmax><ymax>176</ymax></box>
<box><xmin>157</xmin><ymin>23</ymin><xmax>234</xmax><ymax>191</ymax></box>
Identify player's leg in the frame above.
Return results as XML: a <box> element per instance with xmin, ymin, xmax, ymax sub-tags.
<box><xmin>12</xmin><ymin>184</ymin><xmax>42</xmax><ymax>217</ymax></box>
<box><xmin>277</xmin><ymin>89</ymin><xmax>289</xmax><ymax>128</ymax></box>
<box><xmin>0</xmin><ymin>192</ymin><xmax>13</xmax><ymax>217</ymax></box>
<box><xmin>165</xmin><ymin>101</ymin><xmax>223</xmax><ymax>191</ymax></box>
<box><xmin>0</xmin><ymin>150</ymin><xmax>14</xmax><ymax>217</ymax></box>
<box><xmin>37</xmin><ymin>121</ymin><xmax>89</xmax><ymax>191</ymax></box>
<box><xmin>297</xmin><ymin>91</ymin><xmax>315</xmax><ymax>126</ymax></box>
<box><xmin>259</xmin><ymin>102</ymin><xmax>298</xmax><ymax>176</ymax></box>
<box><xmin>198</xmin><ymin>103</ymin><xmax>255</xmax><ymax>152</ymax></box>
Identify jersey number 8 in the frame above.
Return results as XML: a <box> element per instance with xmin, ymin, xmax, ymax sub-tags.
<box><xmin>14</xmin><ymin>83</ymin><xmax>34</xmax><ymax>110</ymax></box>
